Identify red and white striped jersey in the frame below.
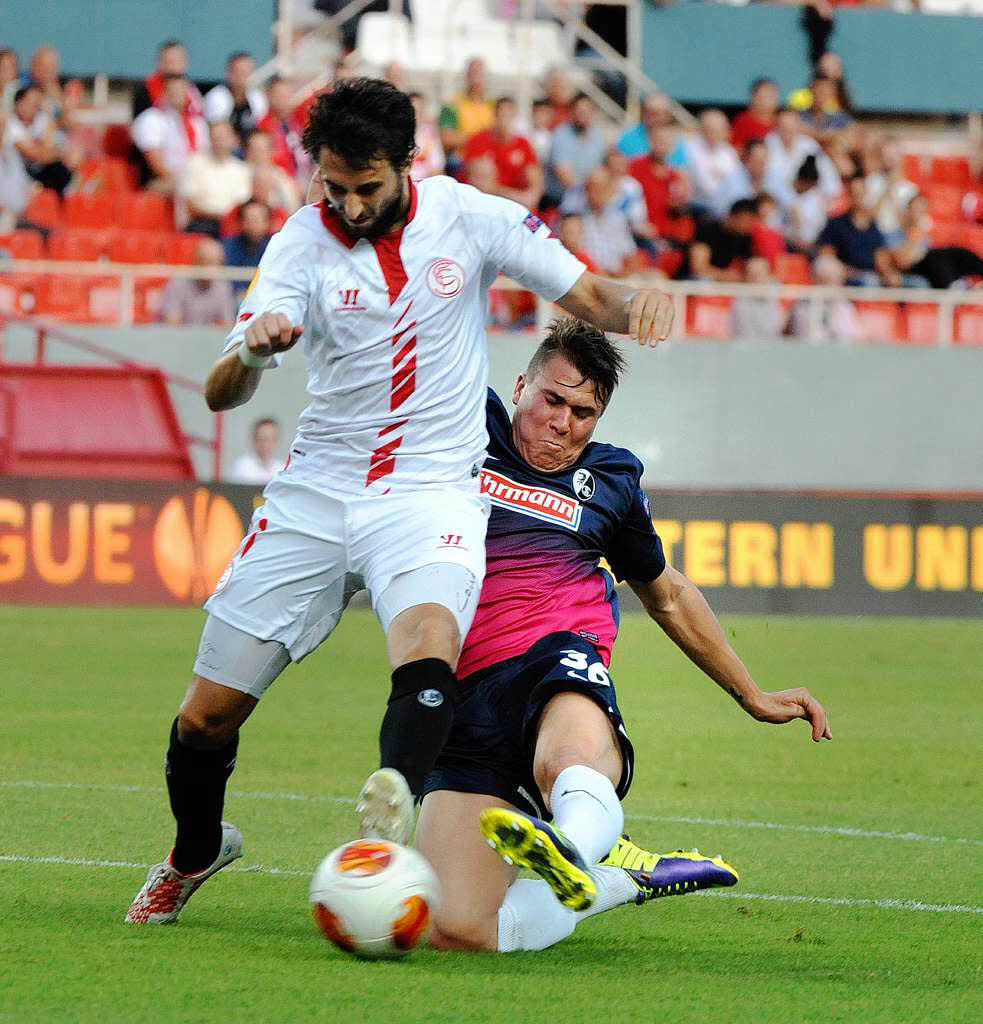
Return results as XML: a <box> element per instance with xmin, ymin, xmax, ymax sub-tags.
<box><xmin>224</xmin><ymin>175</ymin><xmax>585</xmax><ymax>494</ymax></box>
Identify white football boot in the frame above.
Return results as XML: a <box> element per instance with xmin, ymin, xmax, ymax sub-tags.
<box><xmin>356</xmin><ymin>768</ymin><xmax>415</xmax><ymax>845</ymax></box>
<box><xmin>124</xmin><ymin>822</ymin><xmax>243</xmax><ymax>924</ymax></box>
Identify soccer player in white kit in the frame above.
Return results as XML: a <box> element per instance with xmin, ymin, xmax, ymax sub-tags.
<box><xmin>126</xmin><ymin>79</ymin><xmax>674</xmax><ymax>925</ymax></box>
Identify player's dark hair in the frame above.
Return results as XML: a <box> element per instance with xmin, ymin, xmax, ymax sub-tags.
<box><xmin>302</xmin><ymin>77</ymin><xmax>416</xmax><ymax>171</ymax></box>
<box><xmin>13</xmin><ymin>84</ymin><xmax>37</xmax><ymax>104</ymax></box>
<box><xmin>572</xmin><ymin>91</ymin><xmax>592</xmax><ymax>106</ymax></box>
<box><xmin>527</xmin><ymin>318</ymin><xmax>626</xmax><ymax>408</ymax></box>
<box><xmin>158</xmin><ymin>39</ymin><xmax>183</xmax><ymax>53</ymax></box>
<box><xmin>494</xmin><ymin>95</ymin><xmax>515</xmax><ymax>113</ymax></box>
<box><xmin>750</xmin><ymin>76</ymin><xmax>776</xmax><ymax>94</ymax></box>
<box><xmin>252</xmin><ymin>416</ymin><xmax>279</xmax><ymax>436</ymax></box>
<box><xmin>227</xmin><ymin>51</ymin><xmax>252</xmax><ymax>65</ymax></box>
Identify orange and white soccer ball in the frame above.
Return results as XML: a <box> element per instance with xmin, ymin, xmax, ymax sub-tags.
<box><xmin>310</xmin><ymin>839</ymin><xmax>440</xmax><ymax>959</ymax></box>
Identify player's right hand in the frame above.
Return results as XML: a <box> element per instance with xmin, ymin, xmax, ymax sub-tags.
<box><xmin>748</xmin><ymin>687</ymin><xmax>832</xmax><ymax>743</ymax></box>
<box><xmin>243</xmin><ymin>312</ymin><xmax>304</xmax><ymax>357</ymax></box>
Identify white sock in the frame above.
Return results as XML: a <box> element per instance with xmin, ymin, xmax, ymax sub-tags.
<box><xmin>549</xmin><ymin>765</ymin><xmax>624</xmax><ymax>865</ymax></box>
<box><xmin>577</xmin><ymin>865</ymin><xmax>638</xmax><ymax>921</ymax></box>
<box><xmin>497</xmin><ymin>879</ymin><xmax>576</xmax><ymax>952</ymax></box>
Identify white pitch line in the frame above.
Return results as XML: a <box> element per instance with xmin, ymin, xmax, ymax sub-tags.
<box><xmin>4</xmin><ymin>778</ymin><xmax>981</xmax><ymax>848</ymax></box>
<box><xmin>2</xmin><ymin>853</ymin><xmax>979</xmax><ymax>915</ymax></box>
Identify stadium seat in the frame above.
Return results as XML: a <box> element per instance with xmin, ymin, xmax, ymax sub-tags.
<box><xmin>468</xmin><ymin>20</ymin><xmax>513</xmax><ymax>76</ymax></box>
<box><xmin>512</xmin><ymin>21</ymin><xmax>567</xmax><ymax>77</ymax></box>
<box><xmin>957</xmin><ymin>224</ymin><xmax>983</xmax><ymax>259</ymax></box>
<box><xmin>685</xmin><ymin>296</ymin><xmax>733</xmax><ymax>340</ymax></box>
<box><xmin>167</xmin><ymin>233</ymin><xmax>207</xmax><ymax>265</ymax></box>
<box><xmin>134</xmin><ymin>278</ymin><xmax>170</xmax><ymax>324</ymax></box>
<box><xmin>924</xmin><ymin>185</ymin><xmax>963</xmax><ymax>223</ymax></box>
<box><xmin>0</xmin><ymin>274</ymin><xmax>40</xmax><ymax>316</ymax></box>
<box><xmin>23</xmin><ymin>189</ymin><xmax>63</xmax><ymax>230</ymax></box>
<box><xmin>930</xmin><ymin>222</ymin><xmax>963</xmax><ymax>248</ymax></box>
<box><xmin>775</xmin><ymin>253</ymin><xmax>812</xmax><ymax>285</ymax></box>
<box><xmin>356</xmin><ymin>12</ymin><xmax>414</xmax><ymax>68</ymax></box>
<box><xmin>953</xmin><ymin>305</ymin><xmax>983</xmax><ymax>347</ymax></box>
<box><xmin>109</xmin><ymin>231</ymin><xmax>166</xmax><ymax>264</ymax></box>
<box><xmin>77</xmin><ymin>156</ymin><xmax>134</xmax><ymax>195</ymax></box>
<box><xmin>901</xmin><ymin>303</ymin><xmax>939</xmax><ymax>346</ymax></box>
<box><xmin>35</xmin><ymin>275</ymin><xmax>95</xmax><ymax>322</ymax></box>
<box><xmin>101</xmin><ymin>123</ymin><xmax>132</xmax><ymax>158</ymax></box>
<box><xmin>929</xmin><ymin>156</ymin><xmax>971</xmax><ymax>187</ymax></box>
<box><xmin>47</xmin><ymin>229</ymin><xmax>112</xmax><ymax>262</ymax></box>
<box><xmin>116</xmin><ymin>193</ymin><xmax>174</xmax><ymax>231</ymax></box>
<box><xmin>0</xmin><ymin>230</ymin><xmax>44</xmax><ymax>259</ymax></box>
<box><xmin>853</xmin><ymin>301</ymin><xmax>904</xmax><ymax>344</ymax></box>
<box><xmin>64</xmin><ymin>193</ymin><xmax>116</xmax><ymax>229</ymax></box>
<box><xmin>902</xmin><ymin>154</ymin><xmax>928</xmax><ymax>186</ymax></box>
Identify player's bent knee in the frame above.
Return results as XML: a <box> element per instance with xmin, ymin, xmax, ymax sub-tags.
<box><xmin>430</xmin><ymin>909</ymin><xmax>498</xmax><ymax>952</ymax></box>
<box><xmin>176</xmin><ymin>704</ymin><xmax>240</xmax><ymax>749</ymax></box>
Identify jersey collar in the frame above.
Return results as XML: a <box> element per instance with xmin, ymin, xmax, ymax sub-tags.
<box><xmin>317</xmin><ymin>178</ymin><xmax>418</xmax><ymax>250</ymax></box>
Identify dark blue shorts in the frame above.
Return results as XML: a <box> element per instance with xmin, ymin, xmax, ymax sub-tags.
<box><xmin>422</xmin><ymin>631</ymin><xmax>634</xmax><ymax>819</ymax></box>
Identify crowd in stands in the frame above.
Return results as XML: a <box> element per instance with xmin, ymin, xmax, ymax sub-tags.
<box><xmin>1</xmin><ymin>36</ymin><xmax>982</xmax><ymax>336</ymax></box>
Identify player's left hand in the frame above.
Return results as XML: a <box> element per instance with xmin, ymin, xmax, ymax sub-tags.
<box><xmin>627</xmin><ymin>288</ymin><xmax>674</xmax><ymax>347</ymax></box>
<box><xmin>747</xmin><ymin>688</ymin><xmax>832</xmax><ymax>742</ymax></box>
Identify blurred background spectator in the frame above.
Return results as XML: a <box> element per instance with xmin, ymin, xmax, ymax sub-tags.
<box><xmin>685</xmin><ymin>109</ymin><xmax>741</xmax><ymax>215</ymax></box>
<box><xmin>463</xmin><ymin>96</ymin><xmax>542</xmax><ymax>210</ymax></box>
<box><xmin>618</xmin><ymin>91</ymin><xmax>686</xmax><ymax>166</ymax></box>
<box><xmin>257</xmin><ymin>78</ymin><xmax>308</xmax><ymax>184</ymax></box>
<box><xmin>866</xmin><ymin>137</ymin><xmax>918</xmax><ymax>246</ymax></box>
<box><xmin>731</xmin><ymin>78</ymin><xmax>780</xmax><ymax>150</ymax></box>
<box><xmin>204</xmin><ymin>52</ymin><xmax>268</xmax><ymax>146</ymax></box>
<box><xmin>0</xmin><ymin>108</ymin><xmax>32</xmax><ymax>232</ymax></box>
<box><xmin>132</xmin><ymin>40</ymin><xmax>203</xmax><ymax>119</ymax></box>
<box><xmin>546</xmin><ymin>92</ymin><xmax>605</xmax><ymax>209</ymax></box>
<box><xmin>8</xmin><ymin>83</ymin><xmax>76</xmax><ymax>196</ymax></box>
<box><xmin>0</xmin><ymin>48</ymin><xmax>18</xmax><ymax>111</ymax></box>
<box><xmin>159</xmin><ymin>237</ymin><xmax>234</xmax><ymax>326</ymax></box>
<box><xmin>732</xmin><ymin>256</ymin><xmax>785</xmax><ymax>339</ymax></box>
<box><xmin>815</xmin><ymin>174</ymin><xmax>894</xmax><ymax>287</ymax></box>
<box><xmin>557</xmin><ymin>211</ymin><xmax>598</xmax><ymax>273</ymax></box>
<box><xmin>224</xmin><ymin>200</ymin><xmax>274</xmax><ymax>294</ymax></box>
<box><xmin>408</xmin><ymin>92</ymin><xmax>444</xmax><ymax>180</ymax></box>
<box><xmin>178</xmin><ymin>120</ymin><xmax>251</xmax><ymax>236</ymax></box>
<box><xmin>686</xmin><ymin>198</ymin><xmax>757</xmax><ymax>282</ymax></box>
<box><xmin>889</xmin><ymin>194</ymin><xmax>983</xmax><ymax>289</ymax></box>
<box><xmin>439</xmin><ymin>57</ymin><xmax>493</xmax><ymax>178</ymax></box>
<box><xmin>131</xmin><ymin>73</ymin><xmax>207</xmax><ymax>193</ymax></box>
<box><xmin>782</xmin><ymin>154</ymin><xmax>828</xmax><ymax>251</ymax></box>
<box><xmin>231</xmin><ymin>417</ymin><xmax>283</xmax><ymax>485</ymax></box>
<box><xmin>578</xmin><ymin>167</ymin><xmax>639</xmax><ymax>277</ymax></box>
<box><xmin>243</xmin><ymin>129</ymin><xmax>301</xmax><ymax>213</ymax></box>
<box><xmin>791</xmin><ymin>254</ymin><xmax>862</xmax><ymax>343</ymax></box>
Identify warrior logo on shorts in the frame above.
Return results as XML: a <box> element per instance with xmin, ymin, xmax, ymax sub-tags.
<box><xmin>426</xmin><ymin>259</ymin><xmax>464</xmax><ymax>298</ymax></box>
<box><xmin>418</xmin><ymin>689</ymin><xmax>444</xmax><ymax>708</ymax></box>
<box><xmin>572</xmin><ymin>469</ymin><xmax>595</xmax><ymax>501</ymax></box>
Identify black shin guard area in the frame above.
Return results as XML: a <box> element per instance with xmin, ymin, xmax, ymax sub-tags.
<box><xmin>166</xmin><ymin>718</ymin><xmax>239</xmax><ymax>875</ymax></box>
<box><xmin>379</xmin><ymin>659</ymin><xmax>457</xmax><ymax>796</ymax></box>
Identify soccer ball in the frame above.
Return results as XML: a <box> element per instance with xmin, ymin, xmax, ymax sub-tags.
<box><xmin>310</xmin><ymin>839</ymin><xmax>440</xmax><ymax>959</ymax></box>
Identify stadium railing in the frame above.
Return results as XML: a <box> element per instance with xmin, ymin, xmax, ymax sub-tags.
<box><xmin>2</xmin><ymin>258</ymin><xmax>981</xmax><ymax>346</ymax></box>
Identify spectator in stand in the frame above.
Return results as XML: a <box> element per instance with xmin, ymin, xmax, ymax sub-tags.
<box><xmin>543</xmin><ymin>68</ymin><xmax>575</xmax><ymax>129</ymax></box>
<box><xmin>781</xmin><ymin>154</ymin><xmax>827</xmax><ymax>252</ymax></box>
<box><xmin>231</xmin><ymin>417</ymin><xmax>282</xmax><ymax>485</ymax></box>
<box><xmin>714</xmin><ymin>138</ymin><xmax>769</xmax><ymax>219</ymax></box>
<box><xmin>866</xmin><ymin>137</ymin><xmax>918</xmax><ymax>247</ymax></box>
<box><xmin>132</xmin><ymin>40</ymin><xmax>204</xmax><ymax>119</ymax></box>
<box><xmin>799</xmin><ymin>74</ymin><xmax>852</xmax><ymax>146</ymax></box>
<box><xmin>407</xmin><ymin>93</ymin><xmax>445</xmax><ymax>181</ymax></box>
<box><xmin>557</xmin><ymin>212</ymin><xmax>599</xmax><ymax>273</ymax></box>
<box><xmin>0</xmin><ymin>49</ymin><xmax>18</xmax><ymax>112</ymax></box>
<box><xmin>438</xmin><ymin>57</ymin><xmax>494</xmax><ymax>178</ymax></box>
<box><xmin>257</xmin><ymin>77</ymin><xmax>308</xmax><ymax>183</ymax></box>
<box><xmin>25</xmin><ymin>46</ymin><xmax>79</xmax><ymax>134</ymax></box>
<box><xmin>247</xmin><ymin>166</ymin><xmax>290</xmax><ymax>232</ymax></box>
<box><xmin>686</xmin><ymin>197</ymin><xmax>757</xmax><ymax>282</ymax></box>
<box><xmin>159</xmin><ymin>236</ymin><xmax>235</xmax><ymax>326</ymax></box>
<box><xmin>602</xmin><ymin>148</ymin><xmax>651</xmax><ymax>239</ymax></box>
<box><xmin>889</xmin><ymin>193</ymin><xmax>983</xmax><ymax>290</ymax></box>
<box><xmin>224</xmin><ymin>200</ymin><xmax>273</xmax><ymax>294</ymax></box>
<box><xmin>132</xmin><ymin>73</ymin><xmax>208</xmax><ymax>193</ymax></box>
<box><xmin>815</xmin><ymin>173</ymin><xmax>895</xmax><ymax>287</ymax></box>
<box><xmin>382</xmin><ymin>61</ymin><xmax>407</xmax><ymax>93</ymax></box>
<box><xmin>204</xmin><ymin>52</ymin><xmax>268</xmax><ymax>146</ymax></box>
<box><xmin>791</xmin><ymin>253</ymin><xmax>862</xmax><ymax>343</ymax></box>
<box><xmin>731</xmin><ymin>78</ymin><xmax>780</xmax><ymax>151</ymax></box>
<box><xmin>463</xmin><ymin>96</ymin><xmax>543</xmax><ymax>210</ymax></box>
<box><xmin>751</xmin><ymin>193</ymin><xmax>787</xmax><ymax>270</ymax></box>
<box><xmin>243</xmin><ymin>130</ymin><xmax>300</xmax><ymax>213</ymax></box>
<box><xmin>178</xmin><ymin>120</ymin><xmax>251</xmax><ymax>236</ymax></box>
<box><xmin>765</xmin><ymin>108</ymin><xmax>840</xmax><ymax>208</ymax></box>
<box><xmin>0</xmin><ymin>109</ymin><xmax>33</xmax><ymax>233</ymax></box>
<box><xmin>732</xmin><ymin>256</ymin><xmax>785</xmax><ymax>340</ymax></box>
<box><xmin>529</xmin><ymin>98</ymin><xmax>555</xmax><ymax>166</ymax></box>
<box><xmin>7</xmin><ymin>84</ymin><xmax>76</xmax><ymax>196</ymax></box>
<box><xmin>617</xmin><ymin>91</ymin><xmax>687</xmax><ymax>167</ymax></box>
<box><xmin>685</xmin><ymin>109</ymin><xmax>742</xmax><ymax>215</ymax></box>
<box><xmin>629</xmin><ymin>124</ymin><xmax>685</xmax><ymax>239</ymax></box>
<box><xmin>579</xmin><ymin>167</ymin><xmax>639</xmax><ymax>278</ymax></box>
<box><xmin>790</xmin><ymin>51</ymin><xmax>851</xmax><ymax>118</ymax></box>
<box><xmin>546</xmin><ymin>92</ymin><xmax>606</xmax><ymax>208</ymax></box>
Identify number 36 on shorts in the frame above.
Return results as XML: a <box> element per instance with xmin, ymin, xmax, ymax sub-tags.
<box><xmin>559</xmin><ymin>649</ymin><xmax>611</xmax><ymax>686</ymax></box>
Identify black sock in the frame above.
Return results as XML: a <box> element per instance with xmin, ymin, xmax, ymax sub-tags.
<box><xmin>378</xmin><ymin>659</ymin><xmax>457</xmax><ymax>796</ymax></box>
<box><xmin>165</xmin><ymin>718</ymin><xmax>239</xmax><ymax>875</ymax></box>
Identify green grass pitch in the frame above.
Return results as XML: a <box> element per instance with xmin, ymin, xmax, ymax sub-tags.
<box><xmin>1</xmin><ymin>606</ymin><xmax>980</xmax><ymax>1023</ymax></box>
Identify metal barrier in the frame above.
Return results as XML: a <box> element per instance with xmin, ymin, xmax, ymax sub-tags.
<box><xmin>2</xmin><ymin>258</ymin><xmax>982</xmax><ymax>346</ymax></box>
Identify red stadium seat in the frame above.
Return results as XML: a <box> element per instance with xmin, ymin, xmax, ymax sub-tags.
<box><xmin>853</xmin><ymin>301</ymin><xmax>904</xmax><ymax>343</ymax></box>
<box><xmin>929</xmin><ymin>156</ymin><xmax>971</xmax><ymax>188</ymax></box>
<box><xmin>64</xmin><ymin>193</ymin><xmax>116</xmax><ymax>229</ymax></box>
<box><xmin>930</xmin><ymin>222</ymin><xmax>962</xmax><ymax>248</ymax></box>
<box><xmin>0</xmin><ymin>274</ymin><xmax>40</xmax><ymax>316</ymax></box>
<box><xmin>775</xmin><ymin>253</ymin><xmax>813</xmax><ymax>285</ymax></box>
<box><xmin>101</xmin><ymin>123</ymin><xmax>132</xmax><ymax>158</ymax></box>
<box><xmin>109</xmin><ymin>231</ymin><xmax>166</xmax><ymax>264</ymax></box>
<box><xmin>35</xmin><ymin>274</ymin><xmax>120</xmax><ymax>324</ymax></box>
<box><xmin>953</xmin><ymin>305</ymin><xmax>983</xmax><ymax>347</ymax></box>
<box><xmin>901</xmin><ymin>303</ymin><xmax>939</xmax><ymax>347</ymax></box>
<box><xmin>0</xmin><ymin>230</ymin><xmax>44</xmax><ymax>259</ymax></box>
<box><xmin>167</xmin><ymin>233</ymin><xmax>208</xmax><ymax>265</ymax></box>
<box><xmin>957</xmin><ymin>224</ymin><xmax>983</xmax><ymax>259</ymax></box>
<box><xmin>23</xmin><ymin>189</ymin><xmax>63</xmax><ymax>230</ymax></box>
<box><xmin>924</xmin><ymin>185</ymin><xmax>963</xmax><ymax>223</ymax></box>
<box><xmin>685</xmin><ymin>296</ymin><xmax>733</xmax><ymax>340</ymax></box>
<box><xmin>48</xmin><ymin>229</ymin><xmax>112</xmax><ymax>262</ymax></box>
<box><xmin>116</xmin><ymin>192</ymin><xmax>174</xmax><ymax>231</ymax></box>
<box><xmin>77</xmin><ymin>156</ymin><xmax>135</xmax><ymax>194</ymax></box>
<box><xmin>135</xmin><ymin>278</ymin><xmax>170</xmax><ymax>323</ymax></box>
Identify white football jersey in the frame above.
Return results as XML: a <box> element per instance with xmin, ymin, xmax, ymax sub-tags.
<box><xmin>224</xmin><ymin>176</ymin><xmax>585</xmax><ymax>494</ymax></box>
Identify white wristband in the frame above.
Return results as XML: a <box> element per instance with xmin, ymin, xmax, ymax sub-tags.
<box><xmin>238</xmin><ymin>342</ymin><xmax>273</xmax><ymax>370</ymax></box>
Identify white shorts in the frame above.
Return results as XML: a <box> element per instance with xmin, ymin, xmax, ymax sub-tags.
<box><xmin>204</xmin><ymin>471</ymin><xmax>489</xmax><ymax>662</ymax></box>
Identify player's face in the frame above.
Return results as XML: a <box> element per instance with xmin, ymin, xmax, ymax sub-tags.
<box><xmin>318</xmin><ymin>149</ymin><xmax>410</xmax><ymax>239</ymax></box>
<box><xmin>511</xmin><ymin>355</ymin><xmax>603</xmax><ymax>472</ymax></box>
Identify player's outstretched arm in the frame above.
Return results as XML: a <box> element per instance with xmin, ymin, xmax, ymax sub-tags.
<box><xmin>555</xmin><ymin>272</ymin><xmax>674</xmax><ymax>348</ymax></box>
<box><xmin>629</xmin><ymin>565</ymin><xmax>832</xmax><ymax>742</ymax></box>
<box><xmin>204</xmin><ymin>313</ymin><xmax>303</xmax><ymax>411</ymax></box>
